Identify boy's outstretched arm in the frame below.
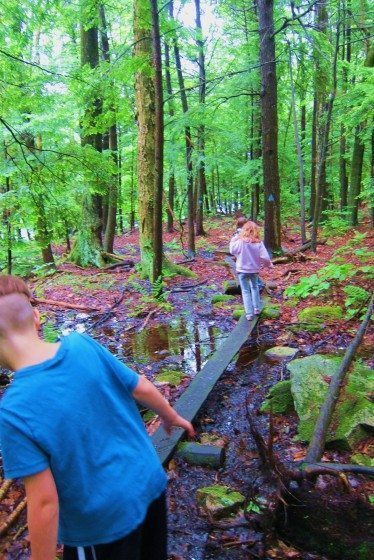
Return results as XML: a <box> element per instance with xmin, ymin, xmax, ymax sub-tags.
<box><xmin>133</xmin><ymin>376</ymin><xmax>195</xmax><ymax>437</ymax></box>
<box><xmin>24</xmin><ymin>468</ymin><xmax>59</xmax><ymax>560</ymax></box>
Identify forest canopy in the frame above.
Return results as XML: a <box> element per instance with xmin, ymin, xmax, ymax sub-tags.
<box><xmin>0</xmin><ymin>0</ymin><xmax>373</xmax><ymax>278</ymax></box>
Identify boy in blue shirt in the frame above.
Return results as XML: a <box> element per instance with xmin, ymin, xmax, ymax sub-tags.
<box><xmin>0</xmin><ymin>275</ymin><xmax>194</xmax><ymax>560</ymax></box>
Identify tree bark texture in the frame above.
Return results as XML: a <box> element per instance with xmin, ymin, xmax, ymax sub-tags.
<box><xmin>100</xmin><ymin>3</ymin><xmax>118</xmax><ymax>254</ymax></box>
<box><xmin>171</xmin><ymin>0</ymin><xmax>195</xmax><ymax>256</ymax></box>
<box><xmin>70</xmin><ymin>8</ymin><xmax>104</xmax><ymax>267</ymax></box>
<box><xmin>150</xmin><ymin>0</ymin><xmax>164</xmax><ymax>282</ymax></box>
<box><xmin>134</xmin><ymin>0</ymin><xmax>156</xmax><ymax>277</ymax></box>
<box><xmin>348</xmin><ymin>125</ymin><xmax>365</xmax><ymax>226</ymax></box>
<box><xmin>258</xmin><ymin>0</ymin><xmax>282</xmax><ymax>253</ymax></box>
<box><xmin>194</xmin><ymin>0</ymin><xmax>206</xmax><ymax>236</ymax></box>
<box><xmin>164</xmin><ymin>40</ymin><xmax>176</xmax><ymax>233</ymax></box>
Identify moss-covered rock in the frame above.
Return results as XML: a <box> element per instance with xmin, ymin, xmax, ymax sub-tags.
<box><xmin>232</xmin><ymin>306</ymin><xmax>244</xmax><ymax>320</ymax></box>
<box><xmin>155</xmin><ymin>369</ymin><xmax>184</xmax><ymax>387</ymax></box>
<box><xmin>261</xmin><ymin>380</ymin><xmax>295</xmax><ymax>414</ymax></box>
<box><xmin>262</xmin><ymin>303</ymin><xmax>281</xmax><ymax>319</ymax></box>
<box><xmin>351</xmin><ymin>453</ymin><xmax>374</xmax><ymax>467</ymax></box>
<box><xmin>196</xmin><ymin>485</ymin><xmax>245</xmax><ymax>519</ymax></box>
<box><xmin>288</xmin><ymin>355</ymin><xmax>374</xmax><ymax>448</ymax></box>
<box><xmin>211</xmin><ymin>294</ymin><xmax>235</xmax><ymax>305</ymax></box>
<box><xmin>264</xmin><ymin>346</ymin><xmax>298</xmax><ymax>362</ymax></box>
<box><xmin>298</xmin><ymin>305</ymin><xmax>343</xmax><ymax>324</ymax></box>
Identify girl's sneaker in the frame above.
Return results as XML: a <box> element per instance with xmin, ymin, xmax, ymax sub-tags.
<box><xmin>254</xmin><ymin>308</ymin><xmax>260</xmax><ymax>315</ymax></box>
<box><xmin>246</xmin><ymin>314</ymin><xmax>254</xmax><ymax>321</ymax></box>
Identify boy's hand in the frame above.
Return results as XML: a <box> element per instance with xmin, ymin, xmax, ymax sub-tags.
<box><xmin>162</xmin><ymin>412</ymin><xmax>195</xmax><ymax>437</ymax></box>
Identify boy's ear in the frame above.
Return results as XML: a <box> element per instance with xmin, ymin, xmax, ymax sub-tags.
<box><xmin>33</xmin><ymin>308</ymin><xmax>41</xmax><ymax>330</ymax></box>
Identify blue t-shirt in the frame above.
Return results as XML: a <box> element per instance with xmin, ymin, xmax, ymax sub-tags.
<box><xmin>0</xmin><ymin>333</ymin><xmax>167</xmax><ymax>546</ymax></box>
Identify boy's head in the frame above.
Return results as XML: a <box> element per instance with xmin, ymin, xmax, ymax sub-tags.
<box><xmin>236</xmin><ymin>217</ymin><xmax>248</xmax><ymax>229</ymax></box>
<box><xmin>0</xmin><ymin>275</ymin><xmax>38</xmax><ymax>340</ymax></box>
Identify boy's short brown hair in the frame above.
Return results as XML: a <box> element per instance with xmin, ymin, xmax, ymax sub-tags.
<box><xmin>236</xmin><ymin>217</ymin><xmax>248</xmax><ymax>229</ymax></box>
<box><xmin>0</xmin><ymin>275</ymin><xmax>31</xmax><ymax>299</ymax></box>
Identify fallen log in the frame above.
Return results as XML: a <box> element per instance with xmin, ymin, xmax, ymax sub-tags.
<box><xmin>170</xmin><ymin>280</ymin><xmax>207</xmax><ymax>292</ymax></box>
<box><xmin>303</xmin><ymin>462</ymin><xmax>374</xmax><ymax>477</ymax></box>
<box><xmin>305</xmin><ymin>293</ymin><xmax>373</xmax><ymax>464</ymax></box>
<box><xmin>32</xmin><ymin>298</ymin><xmax>100</xmax><ymax>312</ymax></box>
<box><xmin>102</xmin><ymin>251</ymin><xmax>132</xmax><ymax>262</ymax></box>
<box><xmin>0</xmin><ymin>498</ymin><xmax>27</xmax><ymax>538</ymax></box>
<box><xmin>102</xmin><ymin>260</ymin><xmax>135</xmax><ymax>271</ymax></box>
<box><xmin>272</xmin><ymin>239</ymin><xmax>327</xmax><ymax>264</ymax></box>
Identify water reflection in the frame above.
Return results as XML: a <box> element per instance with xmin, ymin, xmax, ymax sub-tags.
<box><xmin>121</xmin><ymin>318</ymin><xmax>226</xmax><ymax>376</ymax></box>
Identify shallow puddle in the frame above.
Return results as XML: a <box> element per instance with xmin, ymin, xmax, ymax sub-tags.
<box><xmin>103</xmin><ymin>318</ymin><xmax>228</xmax><ymax>377</ymax></box>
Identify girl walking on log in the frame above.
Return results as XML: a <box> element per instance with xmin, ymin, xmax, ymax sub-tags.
<box><xmin>229</xmin><ymin>221</ymin><xmax>273</xmax><ymax>321</ymax></box>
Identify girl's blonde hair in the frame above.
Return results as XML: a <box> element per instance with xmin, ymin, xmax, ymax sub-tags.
<box><xmin>239</xmin><ymin>221</ymin><xmax>261</xmax><ymax>243</ymax></box>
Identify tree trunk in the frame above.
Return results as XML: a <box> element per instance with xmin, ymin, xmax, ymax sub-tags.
<box><xmin>150</xmin><ymin>0</ymin><xmax>164</xmax><ymax>283</ymax></box>
<box><xmin>258</xmin><ymin>0</ymin><xmax>282</xmax><ymax>254</ymax></box>
<box><xmin>70</xmin><ymin>9</ymin><xmax>104</xmax><ymax>267</ymax></box>
<box><xmin>194</xmin><ymin>0</ymin><xmax>206</xmax><ymax>236</ymax></box>
<box><xmin>164</xmin><ymin>40</ymin><xmax>176</xmax><ymax>233</ymax></box>
<box><xmin>134</xmin><ymin>0</ymin><xmax>156</xmax><ymax>277</ymax></box>
<box><xmin>310</xmin><ymin>94</ymin><xmax>317</xmax><ymax>221</ymax></box>
<box><xmin>288</xmin><ymin>44</ymin><xmax>307</xmax><ymax>244</ymax></box>
<box><xmin>311</xmin><ymin>2</ymin><xmax>340</xmax><ymax>251</ymax></box>
<box><xmin>170</xmin><ymin>0</ymin><xmax>195</xmax><ymax>256</ymax></box>
<box><xmin>100</xmin><ymin>4</ymin><xmax>118</xmax><ymax>254</ymax></box>
<box><xmin>348</xmin><ymin>125</ymin><xmax>365</xmax><ymax>226</ymax></box>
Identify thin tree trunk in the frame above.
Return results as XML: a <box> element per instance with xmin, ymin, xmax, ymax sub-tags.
<box><xmin>150</xmin><ymin>0</ymin><xmax>164</xmax><ymax>282</ymax></box>
<box><xmin>164</xmin><ymin>40</ymin><xmax>176</xmax><ymax>233</ymax></box>
<box><xmin>170</xmin><ymin>0</ymin><xmax>195</xmax><ymax>256</ymax></box>
<box><xmin>194</xmin><ymin>0</ymin><xmax>206</xmax><ymax>236</ymax></box>
<box><xmin>310</xmin><ymin>94</ymin><xmax>317</xmax><ymax>221</ymax></box>
<box><xmin>288</xmin><ymin>44</ymin><xmax>307</xmax><ymax>244</ymax></box>
<box><xmin>258</xmin><ymin>0</ymin><xmax>282</xmax><ymax>253</ymax></box>
<box><xmin>348</xmin><ymin>125</ymin><xmax>365</xmax><ymax>226</ymax></box>
<box><xmin>311</xmin><ymin>2</ymin><xmax>340</xmax><ymax>251</ymax></box>
<box><xmin>100</xmin><ymin>4</ymin><xmax>118</xmax><ymax>254</ymax></box>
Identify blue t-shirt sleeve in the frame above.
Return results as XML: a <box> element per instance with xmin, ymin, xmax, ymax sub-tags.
<box><xmin>0</xmin><ymin>409</ymin><xmax>49</xmax><ymax>479</ymax></box>
<box><xmin>80</xmin><ymin>334</ymin><xmax>139</xmax><ymax>393</ymax></box>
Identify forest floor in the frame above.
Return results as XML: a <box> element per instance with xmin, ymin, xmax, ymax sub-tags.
<box><xmin>0</xmin><ymin>216</ymin><xmax>373</xmax><ymax>559</ymax></box>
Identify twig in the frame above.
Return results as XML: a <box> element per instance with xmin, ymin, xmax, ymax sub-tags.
<box><xmin>32</xmin><ymin>298</ymin><xmax>100</xmax><ymax>312</ymax></box>
<box><xmin>0</xmin><ymin>479</ymin><xmax>13</xmax><ymax>500</ymax></box>
<box><xmin>86</xmin><ymin>289</ymin><xmax>128</xmax><ymax>332</ymax></box>
<box><xmin>0</xmin><ymin>498</ymin><xmax>27</xmax><ymax>537</ymax></box>
<box><xmin>138</xmin><ymin>309</ymin><xmax>157</xmax><ymax>332</ymax></box>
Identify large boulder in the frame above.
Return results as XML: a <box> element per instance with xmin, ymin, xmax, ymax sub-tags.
<box><xmin>287</xmin><ymin>355</ymin><xmax>374</xmax><ymax>449</ymax></box>
<box><xmin>297</xmin><ymin>305</ymin><xmax>343</xmax><ymax>324</ymax></box>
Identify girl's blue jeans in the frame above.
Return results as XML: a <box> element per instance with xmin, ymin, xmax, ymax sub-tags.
<box><xmin>238</xmin><ymin>272</ymin><xmax>261</xmax><ymax>316</ymax></box>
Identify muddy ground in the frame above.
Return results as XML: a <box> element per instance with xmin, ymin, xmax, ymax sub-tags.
<box><xmin>0</xmin><ymin>218</ymin><xmax>373</xmax><ymax>559</ymax></box>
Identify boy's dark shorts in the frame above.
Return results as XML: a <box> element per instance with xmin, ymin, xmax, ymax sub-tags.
<box><xmin>63</xmin><ymin>492</ymin><xmax>167</xmax><ymax>560</ymax></box>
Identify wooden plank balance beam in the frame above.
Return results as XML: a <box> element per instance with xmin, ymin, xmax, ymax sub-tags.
<box><xmin>152</xmin><ymin>313</ymin><xmax>259</xmax><ymax>465</ymax></box>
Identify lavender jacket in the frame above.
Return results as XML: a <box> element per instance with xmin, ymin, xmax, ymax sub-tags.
<box><xmin>229</xmin><ymin>236</ymin><xmax>272</xmax><ymax>273</ymax></box>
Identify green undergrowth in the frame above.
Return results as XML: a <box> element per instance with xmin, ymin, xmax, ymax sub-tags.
<box><xmin>284</xmin><ymin>232</ymin><xmax>372</xmax><ymax>314</ymax></box>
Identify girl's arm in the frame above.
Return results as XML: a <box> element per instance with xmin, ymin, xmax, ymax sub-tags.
<box><xmin>133</xmin><ymin>376</ymin><xmax>195</xmax><ymax>436</ymax></box>
<box><xmin>229</xmin><ymin>237</ymin><xmax>242</xmax><ymax>256</ymax></box>
<box><xmin>259</xmin><ymin>242</ymin><xmax>273</xmax><ymax>267</ymax></box>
